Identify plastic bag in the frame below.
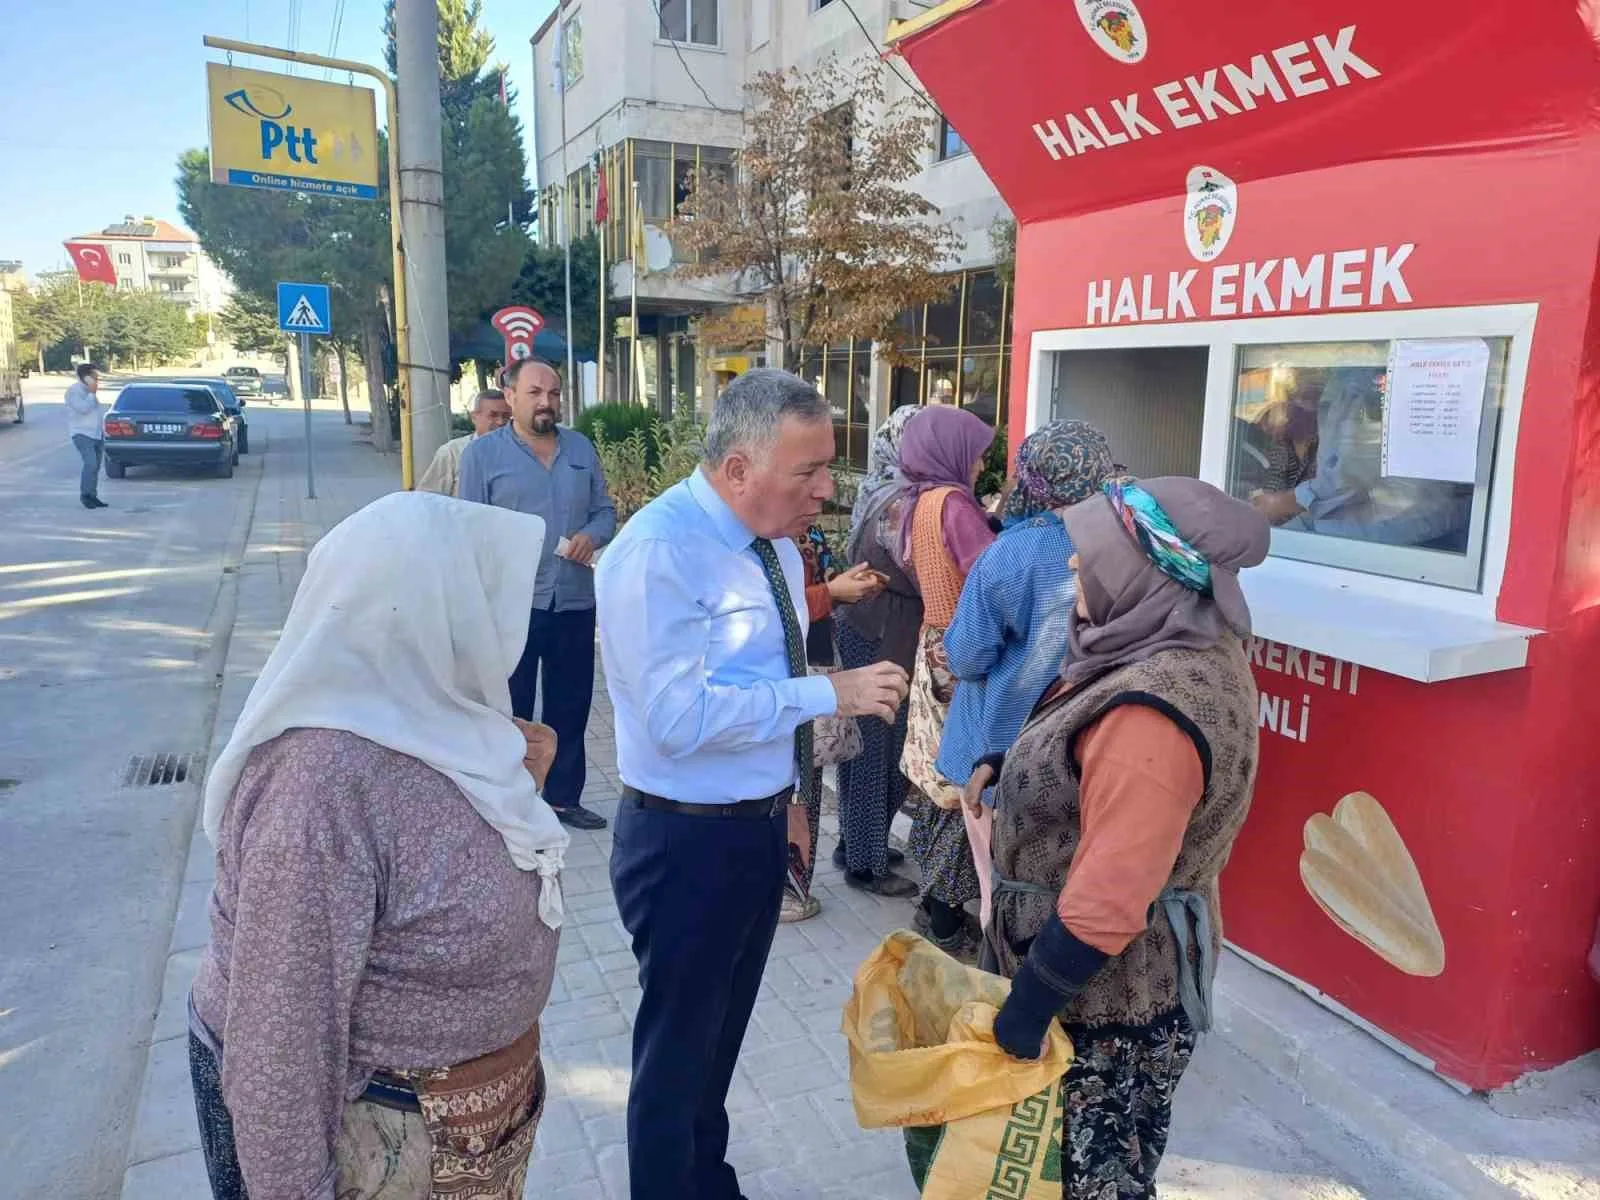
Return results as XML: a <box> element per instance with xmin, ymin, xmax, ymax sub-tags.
<box><xmin>842</xmin><ymin>930</ymin><xmax>1074</xmax><ymax>1198</ymax></box>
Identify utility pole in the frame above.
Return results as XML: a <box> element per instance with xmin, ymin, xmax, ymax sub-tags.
<box><xmin>394</xmin><ymin>0</ymin><xmax>451</xmax><ymax>476</ymax></box>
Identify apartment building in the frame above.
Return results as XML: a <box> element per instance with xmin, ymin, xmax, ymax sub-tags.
<box><xmin>530</xmin><ymin>0</ymin><xmax>1013</xmax><ymax>466</ymax></box>
<box><xmin>0</xmin><ymin>261</ymin><xmax>25</xmax><ymax>292</ymax></box>
<box><xmin>63</xmin><ymin>218</ymin><xmax>232</xmax><ymax>319</ymax></box>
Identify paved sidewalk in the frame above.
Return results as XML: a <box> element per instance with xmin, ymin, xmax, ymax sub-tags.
<box><xmin>117</xmin><ymin>408</ymin><xmax>1599</xmax><ymax>1200</ymax></box>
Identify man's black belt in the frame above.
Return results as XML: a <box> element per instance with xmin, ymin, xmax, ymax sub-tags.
<box><xmin>623</xmin><ymin>785</ymin><xmax>792</xmax><ymax>819</ymax></box>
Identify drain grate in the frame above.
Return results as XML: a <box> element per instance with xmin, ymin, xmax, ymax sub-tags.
<box><xmin>124</xmin><ymin>753</ymin><xmax>203</xmax><ymax>788</ymax></box>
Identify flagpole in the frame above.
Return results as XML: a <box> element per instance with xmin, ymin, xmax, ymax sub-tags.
<box><xmin>631</xmin><ymin>179</ymin><xmax>641</xmax><ymax>407</ymax></box>
<box><xmin>556</xmin><ymin>30</ymin><xmax>577</xmax><ymax>420</ymax></box>
<box><xmin>597</xmin><ymin>156</ymin><xmax>607</xmax><ymax>407</ymax></box>
<box><xmin>502</xmin><ymin>69</ymin><xmax>514</xmax><ymax>229</ymax></box>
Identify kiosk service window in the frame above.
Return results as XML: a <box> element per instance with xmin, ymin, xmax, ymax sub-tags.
<box><xmin>1032</xmin><ymin>305</ymin><xmax>1537</xmax><ymax>681</ymax></box>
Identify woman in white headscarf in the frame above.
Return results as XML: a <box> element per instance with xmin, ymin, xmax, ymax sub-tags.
<box><xmin>187</xmin><ymin>492</ymin><xmax>570</xmax><ymax>1200</ymax></box>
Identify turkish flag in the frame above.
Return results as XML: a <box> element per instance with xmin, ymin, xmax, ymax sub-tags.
<box><xmin>594</xmin><ymin>165</ymin><xmax>608</xmax><ymax>225</ymax></box>
<box><xmin>66</xmin><ymin>242</ymin><xmax>117</xmax><ymax>286</ymax></box>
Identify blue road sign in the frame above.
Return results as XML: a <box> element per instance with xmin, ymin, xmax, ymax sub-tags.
<box><xmin>277</xmin><ymin>281</ymin><xmax>332</xmax><ymax>336</ymax></box>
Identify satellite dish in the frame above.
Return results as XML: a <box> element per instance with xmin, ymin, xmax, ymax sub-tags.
<box><xmin>643</xmin><ymin>225</ymin><xmax>674</xmax><ymax>273</ymax></box>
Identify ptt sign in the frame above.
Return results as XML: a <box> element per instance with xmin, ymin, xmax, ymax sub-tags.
<box><xmin>205</xmin><ymin>63</ymin><xmax>379</xmax><ymax>200</ymax></box>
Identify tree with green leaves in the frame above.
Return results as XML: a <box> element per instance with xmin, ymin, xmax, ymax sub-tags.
<box><xmin>512</xmin><ymin>234</ymin><xmax>611</xmax><ymax>365</ymax></box>
<box><xmin>101</xmin><ymin>291</ymin><xmax>201</xmax><ymax>367</ymax></box>
<box><xmin>218</xmin><ymin>293</ymin><xmax>288</xmax><ymax>365</ymax></box>
<box><xmin>15</xmin><ymin>276</ymin><xmax>201</xmax><ymax>369</ymax></box>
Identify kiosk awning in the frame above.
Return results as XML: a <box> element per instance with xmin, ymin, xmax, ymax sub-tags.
<box><xmin>890</xmin><ymin>0</ymin><xmax>1600</xmax><ymax>225</ymax></box>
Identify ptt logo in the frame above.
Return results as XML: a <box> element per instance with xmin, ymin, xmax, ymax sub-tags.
<box><xmin>225</xmin><ymin>87</ymin><xmax>320</xmax><ymax>166</ymax></box>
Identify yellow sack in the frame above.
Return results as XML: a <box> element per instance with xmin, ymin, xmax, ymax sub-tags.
<box><xmin>842</xmin><ymin>930</ymin><xmax>1074</xmax><ymax>1199</ymax></box>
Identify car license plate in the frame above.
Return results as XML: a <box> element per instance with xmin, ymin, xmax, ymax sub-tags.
<box><xmin>143</xmin><ymin>423</ymin><xmax>184</xmax><ymax>434</ymax></box>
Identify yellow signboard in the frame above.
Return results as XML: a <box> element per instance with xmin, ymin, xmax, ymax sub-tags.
<box><xmin>206</xmin><ymin>63</ymin><xmax>379</xmax><ymax>200</ymax></box>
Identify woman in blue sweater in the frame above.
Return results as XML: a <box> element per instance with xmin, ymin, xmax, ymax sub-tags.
<box><xmin>937</xmin><ymin>421</ymin><xmax>1118</xmax><ymax>801</ymax></box>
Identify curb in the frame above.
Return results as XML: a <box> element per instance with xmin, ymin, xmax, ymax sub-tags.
<box><xmin>1211</xmin><ymin>949</ymin><xmax>1528</xmax><ymax>1199</ymax></box>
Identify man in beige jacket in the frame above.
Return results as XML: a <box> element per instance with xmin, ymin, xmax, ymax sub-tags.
<box><xmin>416</xmin><ymin>388</ymin><xmax>512</xmax><ymax>496</ymax></box>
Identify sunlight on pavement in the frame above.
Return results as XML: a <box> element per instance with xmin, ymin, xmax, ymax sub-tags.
<box><xmin>1160</xmin><ymin>1159</ymin><xmax>1366</xmax><ymax>1200</ymax></box>
<box><xmin>89</xmin><ymin>618</ymin><xmax>210</xmax><ymax>640</ymax></box>
<box><xmin>0</xmin><ymin>560</ymin><xmax>94</xmax><ymax>576</ymax></box>
<box><xmin>1</xmin><ymin>566</ymin><xmax>175</xmax><ymax>591</ymax></box>
<box><xmin>0</xmin><ymin>586</ymin><xmax>145</xmax><ymax>619</ymax></box>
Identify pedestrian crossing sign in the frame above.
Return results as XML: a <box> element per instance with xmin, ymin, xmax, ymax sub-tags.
<box><xmin>277</xmin><ymin>281</ymin><xmax>332</xmax><ymax>336</ymax></box>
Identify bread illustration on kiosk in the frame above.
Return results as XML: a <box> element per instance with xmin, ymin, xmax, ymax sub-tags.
<box><xmin>1298</xmin><ymin>791</ymin><xmax>1446</xmax><ymax>978</ymax></box>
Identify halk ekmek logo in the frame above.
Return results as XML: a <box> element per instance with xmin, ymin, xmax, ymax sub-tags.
<box><xmin>1184</xmin><ymin>166</ymin><xmax>1237</xmax><ymax>264</ymax></box>
<box><xmin>1077</xmin><ymin>0</ymin><xmax>1147</xmax><ymax>64</ymax></box>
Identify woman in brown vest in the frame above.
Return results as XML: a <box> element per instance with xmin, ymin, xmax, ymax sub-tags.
<box><xmin>972</xmin><ymin>476</ymin><xmax>1269</xmax><ymax>1198</ymax></box>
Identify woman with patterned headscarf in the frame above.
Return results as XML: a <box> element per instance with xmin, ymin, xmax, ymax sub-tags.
<box><xmin>833</xmin><ymin>406</ymin><xmax>924</xmax><ymax>896</ymax></box>
<box><xmin>937</xmin><ymin>421</ymin><xmax>1118</xmax><ymax>809</ymax></box>
<box><xmin>975</xmin><ymin>477</ymin><xmax>1269</xmax><ymax>1198</ymax></box>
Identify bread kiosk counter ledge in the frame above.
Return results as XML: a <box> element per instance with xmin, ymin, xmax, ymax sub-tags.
<box><xmin>890</xmin><ymin>0</ymin><xmax>1600</xmax><ymax>1089</ymax></box>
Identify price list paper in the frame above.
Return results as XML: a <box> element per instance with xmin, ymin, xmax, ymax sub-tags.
<box><xmin>1381</xmin><ymin>338</ymin><xmax>1491</xmax><ymax>483</ymax></box>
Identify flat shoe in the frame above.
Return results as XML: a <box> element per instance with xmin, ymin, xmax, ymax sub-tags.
<box><xmin>833</xmin><ymin>842</ymin><xmax>907</xmax><ymax>870</ymax></box>
<box><xmin>554</xmin><ymin>805</ymin><xmax>608</xmax><ymax>831</ymax></box>
<box><xmin>845</xmin><ymin>870</ymin><xmax>919</xmax><ymax>899</ymax></box>
<box><xmin>779</xmin><ymin>889</ymin><xmax>821</xmax><ymax>923</ymax></box>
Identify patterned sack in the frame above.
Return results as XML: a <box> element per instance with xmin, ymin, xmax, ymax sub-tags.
<box><xmin>810</xmin><ymin>665</ymin><xmax>864</xmax><ymax>768</ymax></box>
<box><xmin>901</xmin><ymin>625</ymin><xmax>964</xmax><ymax>811</ymax></box>
<box><xmin>844</xmin><ymin>931</ymin><xmax>1073</xmax><ymax>1200</ymax></box>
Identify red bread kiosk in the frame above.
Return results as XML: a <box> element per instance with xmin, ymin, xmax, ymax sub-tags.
<box><xmin>890</xmin><ymin>0</ymin><xmax>1600</xmax><ymax>1089</ymax></box>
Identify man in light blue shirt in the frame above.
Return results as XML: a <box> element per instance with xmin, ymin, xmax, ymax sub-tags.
<box><xmin>459</xmin><ymin>359</ymin><xmax>616</xmax><ymax>829</ymax></box>
<box><xmin>596</xmin><ymin>369</ymin><xmax>906</xmax><ymax>1200</ymax></box>
<box><xmin>64</xmin><ymin>363</ymin><xmax>107</xmax><ymax>509</ymax></box>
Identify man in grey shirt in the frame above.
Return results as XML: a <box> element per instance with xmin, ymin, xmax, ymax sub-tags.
<box><xmin>460</xmin><ymin>358</ymin><xmax>617</xmax><ymax>829</ymax></box>
<box><xmin>64</xmin><ymin>362</ymin><xmax>108</xmax><ymax>509</ymax></box>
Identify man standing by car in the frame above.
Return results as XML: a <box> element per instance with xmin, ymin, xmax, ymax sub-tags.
<box><xmin>416</xmin><ymin>388</ymin><xmax>512</xmax><ymax>496</ymax></box>
<box><xmin>64</xmin><ymin>363</ymin><xmax>107</xmax><ymax>509</ymax></box>
<box><xmin>459</xmin><ymin>359</ymin><xmax>615</xmax><ymax>830</ymax></box>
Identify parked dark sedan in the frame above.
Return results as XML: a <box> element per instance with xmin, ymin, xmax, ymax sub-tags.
<box><xmin>168</xmin><ymin>376</ymin><xmax>251</xmax><ymax>454</ymax></box>
<box><xmin>103</xmin><ymin>383</ymin><xmax>240</xmax><ymax>479</ymax></box>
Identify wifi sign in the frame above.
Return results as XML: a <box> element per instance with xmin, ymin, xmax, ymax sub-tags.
<box><xmin>491</xmin><ymin>306</ymin><xmax>546</xmax><ymax>364</ymax></box>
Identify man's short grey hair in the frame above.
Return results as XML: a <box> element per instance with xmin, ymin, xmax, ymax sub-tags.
<box><xmin>703</xmin><ymin>368</ymin><xmax>831</xmax><ymax>466</ymax></box>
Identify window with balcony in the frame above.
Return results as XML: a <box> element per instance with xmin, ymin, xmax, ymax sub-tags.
<box><xmin>659</xmin><ymin>0</ymin><xmax>717</xmax><ymax>46</ymax></box>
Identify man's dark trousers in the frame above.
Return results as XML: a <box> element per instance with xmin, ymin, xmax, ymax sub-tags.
<box><xmin>508</xmin><ymin>604</ymin><xmax>595</xmax><ymax>809</ymax></box>
<box><xmin>610</xmin><ymin>794</ymin><xmax>786</xmax><ymax>1200</ymax></box>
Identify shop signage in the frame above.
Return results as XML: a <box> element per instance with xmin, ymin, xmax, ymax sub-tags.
<box><xmin>1249</xmin><ymin>637</ymin><xmax>1362</xmax><ymax>746</ymax></box>
<box><xmin>1086</xmin><ymin>242</ymin><xmax>1414</xmax><ymax>326</ymax></box>
<box><xmin>206</xmin><ymin>63</ymin><xmax>379</xmax><ymax>199</ymax></box>
<box><xmin>1032</xmin><ymin>25</ymin><xmax>1380</xmax><ymax>163</ymax></box>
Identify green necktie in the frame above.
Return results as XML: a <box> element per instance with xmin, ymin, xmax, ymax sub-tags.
<box><xmin>750</xmin><ymin>536</ymin><xmax>815</xmax><ymax>799</ymax></box>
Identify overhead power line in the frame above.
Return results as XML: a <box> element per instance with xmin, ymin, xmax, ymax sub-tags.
<box><xmin>837</xmin><ymin>0</ymin><xmax>946</xmax><ymax>120</ymax></box>
<box><xmin>646</xmin><ymin>0</ymin><xmax>742</xmax><ymax>115</ymax></box>
<box><xmin>324</xmin><ymin>0</ymin><xmax>348</xmax><ymax>80</ymax></box>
